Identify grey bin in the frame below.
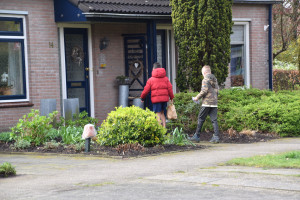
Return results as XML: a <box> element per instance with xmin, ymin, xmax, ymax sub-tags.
<box><xmin>63</xmin><ymin>98</ymin><xmax>79</xmax><ymax>121</ymax></box>
<box><xmin>40</xmin><ymin>99</ymin><xmax>57</xmax><ymax>116</ymax></box>
<box><xmin>119</xmin><ymin>85</ymin><xmax>129</xmax><ymax>107</ymax></box>
<box><xmin>133</xmin><ymin>98</ymin><xmax>144</xmax><ymax>109</ymax></box>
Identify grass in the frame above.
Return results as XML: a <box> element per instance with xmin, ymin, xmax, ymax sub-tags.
<box><xmin>0</xmin><ymin>162</ymin><xmax>16</xmax><ymax>177</ymax></box>
<box><xmin>226</xmin><ymin>151</ymin><xmax>300</xmax><ymax>169</ymax></box>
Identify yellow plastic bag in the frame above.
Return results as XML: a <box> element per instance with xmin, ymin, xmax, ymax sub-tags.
<box><xmin>167</xmin><ymin>100</ymin><xmax>177</xmax><ymax>120</ymax></box>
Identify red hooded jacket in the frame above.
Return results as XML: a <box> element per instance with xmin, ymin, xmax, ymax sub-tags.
<box><xmin>141</xmin><ymin>68</ymin><xmax>174</xmax><ymax>103</ymax></box>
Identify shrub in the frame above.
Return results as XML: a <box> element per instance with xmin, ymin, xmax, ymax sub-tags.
<box><xmin>164</xmin><ymin>127</ymin><xmax>195</xmax><ymax>146</ymax></box>
<box><xmin>59</xmin><ymin>126</ymin><xmax>83</xmax><ymax>145</ymax></box>
<box><xmin>273</xmin><ymin>69</ymin><xmax>300</xmax><ymax>91</ymax></box>
<box><xmin>273</xmin><ymin>60</ymin><xmax>298</xmax><ymax>70</ymax></box>
<box><xmin>43</xmin><ymin>140</ymin><xmax>61</xmax><ymax>149</ymax></box>
<box><xmin>45</xmin><ymin>128</ymin><xmax>61</xmax><ymax>142</ymax></box>
<box><xmin>97</xmin><ymin>106</ymin><xmax>166</xmax><ymax>147</ymax></box>
<box><xmin>0</xmin><ymin>162</ymin><xmax>16</xmax><ymax>177</ymax></box>
<box><xmin>11</xmin><ymin>109</ymin><xmax>58</xmax><ymax>146</ymax></box>
<box><xmin>58</xmin><ymin>111</ymin><xmax>98</xmax><ymax>127</ymax></box>
<box><xmin>167</xmin><ymin>92</ymin><xmax>200</xmax><ymax>134</ymax></box>
<box><xmin>219</xmin><ymin>89</ymin><xmax>300</xmax><ymax>137</ymax></box>
<box><xmin>11</xmin><ymin>138</ymin><xmax>31</xmax><ymax>149</ymax></box>
<box><xmin>0</xmin><ymin>132</ymin><xmax>13</xmax><ymax>143</ymax></box>
<box><xmin>170</xmin><ymin>89</ymin><xmax>300</xmax><ymax>137</ymax></box>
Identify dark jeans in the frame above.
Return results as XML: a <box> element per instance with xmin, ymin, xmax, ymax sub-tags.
<box><xmin>195</xmin><ymin>107</ymin><xmax>219</xmax><ymax>137</ymax></box>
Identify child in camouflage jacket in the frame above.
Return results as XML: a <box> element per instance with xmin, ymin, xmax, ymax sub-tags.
<box><xmin>189</xmin><ymin>65</ymin><xmax>220</xmax><ymax>143</ymax></box>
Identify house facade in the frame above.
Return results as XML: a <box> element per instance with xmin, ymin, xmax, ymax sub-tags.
<box><xmin>0</xmin><ymin>0</ymin><xmax>281</xmax><ymax>131</ymax></box>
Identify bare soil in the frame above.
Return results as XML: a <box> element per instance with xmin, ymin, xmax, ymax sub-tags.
<box><xmin>0</xmin><ymin>131</ymin><xmax>279</xmax><ymax>158</ymax></box>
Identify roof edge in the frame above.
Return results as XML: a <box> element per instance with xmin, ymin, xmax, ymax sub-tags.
<box><xmin>84</xmin><ymin>12</ymin><xmax>171</xmax><ymax>20</ymax></box>
<box><xmin>234</xmin><ymin>0</ymin><xmax>283</xmax><ymax>4</ymax></box>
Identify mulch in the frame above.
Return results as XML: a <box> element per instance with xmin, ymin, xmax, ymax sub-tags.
<box><xmin>0</xmin><ymin>131</ymin><xmax>279</xmax><ymax>158</ymax></box>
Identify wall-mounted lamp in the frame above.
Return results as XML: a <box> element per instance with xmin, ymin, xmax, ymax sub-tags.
<box><xmin>264</xmin><ymin>25</ymin><xmax>269</xmax><ymax>31</ymax></box>
<box><xmin>100</xmin><ymin>37</ymin><xmax>110</xmax><ymax>50</ymax></box>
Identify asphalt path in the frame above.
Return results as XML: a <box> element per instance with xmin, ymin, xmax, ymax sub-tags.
<box><xmin>1</xmin><ymin>138</ymin><xmax>300</xmax><ymax>200</ymax></box>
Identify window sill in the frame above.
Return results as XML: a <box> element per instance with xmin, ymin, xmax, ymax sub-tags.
<box><xmin>0</xmin><ymin>102</ymin><xmax>34</xmax><ymax>109</ymax></box>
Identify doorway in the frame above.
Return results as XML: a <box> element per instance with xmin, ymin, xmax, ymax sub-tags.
<box><xmin>64</xmin><ymin>28</ymin><xmax>90</xmax><ymax>114</ymax></box>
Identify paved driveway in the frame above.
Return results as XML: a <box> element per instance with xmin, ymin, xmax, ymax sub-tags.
<box><xmin>1</xmin><ymin>138</ymin><xmax>300</xmax><ymax>200</ymax></box>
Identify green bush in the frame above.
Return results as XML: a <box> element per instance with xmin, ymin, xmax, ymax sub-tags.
<box><xmin>0</xmin><ymin>132</ymin><xmax>13</xmax><ymax>143</ymax></box>
<box><xmin>43</xmin><ymin>140</ymin><xmax>61</xmax><ymax>149</ymax></box>
<box><xmin>58</xmin><ymin>111</ymin><xmax>98</xmax><ymax>127</ymax></box>
<box><xmin>273</xmin><ymin>69</ymin><xmax>299</xmax><ymax>91</ymax></box>
<box><xmin>170</xmin><ymin>88</ymin><xmax>300</xmax><ymax>137</ymax></box>
<box><xmin>97</xmin><ymin>106</ymin><xmax>166</xmax><ymax>147</ymax></box>
<box><xmin>167</xmin><ymin>92</ymin><xmax>200</xmax><ymax>133</ymax></box>
<box><xmin>11</xmin><ymin>138</ymin><xmax>31</xmax><ymax>149</ymax></box>
<box><xmin>0</xmin><ymin>162</ymin><xmax>16</xmax><ymax>177</ymax></box>
<box><xmin>59</xmin><ymin>126</ymin><xmax>83</xmax><ymax>145</ymax></box>
<box><xmin>164</xmin><ymin>127</ymin><xmax>195</xmax><ymax>146</ymax></box>
<box><xmin>11</xmin><ymin>109</ymin><xmax>58</xmax><ymax>146</ymax></box>
<box><xmin>219</xmin><ymin>89</ymin><xmax>300</xmax><ymax>136</ymax></box>
<box><xmin>45</xmin><ymin>128</ymin><xmax>61</xmax><ymax>142</ymax></box>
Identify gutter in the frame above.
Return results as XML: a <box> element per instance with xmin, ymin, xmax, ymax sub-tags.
<box><xmin>268</xmin><ymin>4</ymin><xmax>273</xmax><ymax>90</ymax></box>
<box><xmin>83</xmin><ymin>12</ymin><xmax>171</xmax><ymax>20</ymax></box>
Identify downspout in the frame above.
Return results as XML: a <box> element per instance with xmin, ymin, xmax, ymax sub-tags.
<box><xmin>268</xmin><ymin>4</ymin><xmax>273</xmax><ymax>90</ymax></box>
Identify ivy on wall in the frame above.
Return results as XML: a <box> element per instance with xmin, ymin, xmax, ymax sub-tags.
<box><xmin>171</xmin><ymin>0</ymin><xmax>233</xmax><ymax>91</ymax></box>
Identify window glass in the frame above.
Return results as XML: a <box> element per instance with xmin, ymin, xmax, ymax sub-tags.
<box><xmin>229</xmin><ymin>24</ymin><xmax>247</xmax><ymax>87</ymax></box>
<box><xmin>0</xmin><ymin>41</ymin><xmax>24</xmax><ymax>96</ymax></box>
<box><xmin>0</xmin><ymin>20</ymin><xmax>21</xmax><ymax>32</ymax></box>
<box><xmin>231</xmin><ymin>25</ymin><xmax>244</xmax><ymax>43</ymax></box>
<box><xmin>230</xmin><ymin>44</ymin><xmax>245</xmax><ymax>87</ymax></box>
<box><xmin>0</xmin><ymin>18</ymin><xmax>22</xmax><ymax>34</ymax></box>
<box><xmin>156</xmin><ymin>34</ymin><xmax>163</xmax><ymax>66</ymax></box>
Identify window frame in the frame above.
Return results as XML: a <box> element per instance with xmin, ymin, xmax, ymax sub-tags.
<box><xmin>230</xmin><ymin>21</ymin><xmax>250</xmax><ymax>88</ymax></box>
<box><xmin>0</xmin><ymin>14</ymin><xmax>29</xmax><ymax>102</ymax></box>
<box><xmin>0</xmin><ymin>17</ymin><xmax>24</xmax><ymax>36</ymax></box>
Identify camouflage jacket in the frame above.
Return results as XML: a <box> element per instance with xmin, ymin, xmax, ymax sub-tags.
<box><xmin>195</xmin><ymin>73</ymin><xmax>219</xmax><ymax>107</ymax></box>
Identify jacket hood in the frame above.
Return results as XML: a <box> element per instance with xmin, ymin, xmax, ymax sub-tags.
<box><xmin>205</xmin><ymin>74</ymin><xmax>218</xmax><ymax>88</ymax></box>
<box><xmin>152</xmin><ymin>68</ymin><xmax>166</xmax><ymax>78</ymax></box>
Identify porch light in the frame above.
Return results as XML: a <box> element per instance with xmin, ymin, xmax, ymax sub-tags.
<box><xmin>100</xmin><ymin>37</ymin><xmax>110</xmax><ymax>50</ymax></box>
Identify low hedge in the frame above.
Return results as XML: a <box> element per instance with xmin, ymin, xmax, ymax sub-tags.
<box><xmin>97</xmin><ymin>106</ymin><xmax>166</xmax><ymax>147</ymax></box>
<box><xmin>273</xmin><ymin>69</ymin><xmax>299</xmax><ymax>91</ymax></box>
<box><xmin>168</xmin><ymin>88</ymin><xmax>300</xmax><ymax>137</ymax></box>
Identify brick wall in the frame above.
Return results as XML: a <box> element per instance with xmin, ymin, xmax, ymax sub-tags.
<box><xmin>0</xmin><ymin>2</ymin><xmax>272</xmax><ymax>130</ymax></box>
<box><xmin>91</xmin><ymin>23</ymin><xmax>147</xmax><ymax>122</ymax></box>
<box><xmin>232</xmin><ymin>4</ymin><xmax>270</xmax><ymax>89</ymax></box>
<box><xmin>0</xmin><ymin>0</ymin><xmax>60</xmax><ymax>131</ymax></box>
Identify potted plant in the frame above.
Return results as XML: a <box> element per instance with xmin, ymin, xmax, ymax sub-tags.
<box><xmin>0</xmin><ymin>72</ymin><xmax>12</xmax><ymax>95</ymax></box>
<box><xmin>116</xmin><ymin>75</ymin><xmax>130</xmax><ymax>85</ymax></box>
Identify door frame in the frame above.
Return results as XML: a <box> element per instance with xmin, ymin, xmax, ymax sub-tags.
<box><xmin>157</xmin><ymin>25</ymin><xmax>177</xmax><ymax>94</ymax></box>
<box><xmin>57</xmin><ymin>23</ymin><xmax>95</xmax><ymax>117</ymax></box>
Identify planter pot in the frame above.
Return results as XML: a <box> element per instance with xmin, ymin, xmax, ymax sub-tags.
<box><xmin>0</xmin><ymin>87</ymin><xmax>12</xmax><ymax>95</ymax></box>
<box><xmin>133</xmin><ymin>97</ymin><xmax>144</xmax><ymax>109</ymax></box>
<box><xmin>119</xmin><ymin>85</ymin><xmax>129</xmax><ymax>107</ymax></box>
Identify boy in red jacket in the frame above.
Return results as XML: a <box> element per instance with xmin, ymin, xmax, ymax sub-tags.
<box><xmin>141</xmin><ymin>62</ymin><xmax>174</xmax><ymax>128</ymax></box>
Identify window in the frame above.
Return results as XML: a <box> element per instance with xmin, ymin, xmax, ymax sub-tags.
<box><xmin>0</xmin><ymin>16</ymin><xmax>27</xmax><ymax>100</ymax></box>
<box><xmin>230</xmin><ymin>23</ymin><xmax>250</xmax><ymax>87</ymax></box>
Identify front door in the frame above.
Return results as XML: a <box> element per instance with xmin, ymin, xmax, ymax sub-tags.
<box><xmin>64</xmin><ymin>28</ymin><xmax>90</xmax><ymax>114</ymax></box>
<box><xmin>124</xmin><ymin>36</ymin><xmax>147</xmax><ymax>99</ymax></box>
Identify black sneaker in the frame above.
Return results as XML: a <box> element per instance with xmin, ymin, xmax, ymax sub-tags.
<box><xmin>189</xmin><ymin>133</ymin><xmax>200</xmax><ymax>143</ymax></box>
<box><xmin>209</xmin><ymin>135</ymin><xmax>220</xmax><ymax>143</ymax></box>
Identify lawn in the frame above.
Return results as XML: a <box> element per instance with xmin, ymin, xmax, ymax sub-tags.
<box><xmin>226</xmin><ymin>151</ymin><xmax>300</xmax><ymax>169</ymax></box>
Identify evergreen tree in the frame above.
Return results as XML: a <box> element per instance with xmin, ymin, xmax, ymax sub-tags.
<box><xmin>171</xmin><ymin>0</ymin><xmax>233</xmax><ymax>91</ymax></box>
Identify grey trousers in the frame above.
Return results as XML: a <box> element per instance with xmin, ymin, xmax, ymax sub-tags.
<box><xmin>195</xmin><ymin>106</ymin><xmax>219</xmax><ymax>137</ymax></box>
